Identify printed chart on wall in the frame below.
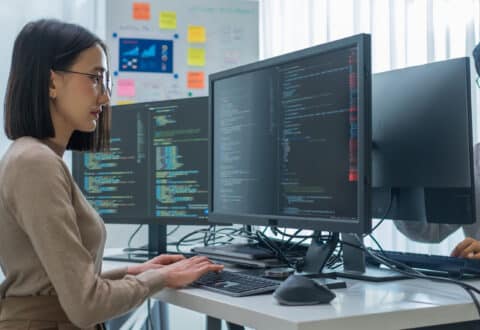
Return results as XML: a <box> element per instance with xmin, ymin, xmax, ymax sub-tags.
<box><xmin>106</xmin><ymin>0</ymin><xmax>259</xmax><ymax>104</ymax></box>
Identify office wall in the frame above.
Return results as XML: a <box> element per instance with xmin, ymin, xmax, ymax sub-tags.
<box><xmin>105</xmin><ymin>0</ymin><xmax>258</xmax><ymax>104</ymax></box>
<box><xmin>0</xmin><ymin>1</ymin><xmax>59</xmax><ymax>156</ymax></box>
<box><xmin>0</xmin><ymin>0</ymin><xmax>104</xmax><ymax>157</ymax></box>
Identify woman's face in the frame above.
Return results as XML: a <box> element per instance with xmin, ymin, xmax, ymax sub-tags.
<box><xmin>49</xmin><ymin>44</ymin><xmax>110</xmax><ymax>136</ymax></box>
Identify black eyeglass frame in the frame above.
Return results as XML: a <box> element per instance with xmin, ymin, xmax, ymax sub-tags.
<box><xmin>54</xmin><ymin>69</ymin><xmax>112</xmax><ymax>96</ymax></box>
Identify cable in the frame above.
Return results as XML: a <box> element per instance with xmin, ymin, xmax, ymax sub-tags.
<box><xmin>327</xmin><ymin>242</ymin><xmax>344</xmax><ymax>269</ymax></box>
<box><xmin>167</xmin><ymin>225</ymin><xmax>180</xmax><ymax>236</ymax></box>
<box><xmin>255</xmin><ymin>230</ymin><xmax>292</xmax><ymax>266</ymax></box>
<box><xmin>169</xmin><ymin>226</ymin><xmax>244</xmax><ymax>252</ymax></box>
<box><xmin>366</xmin><ymin>188</ymin><xmax>394</xmax><ymax>236</ymax></box>
<box><xmin>127</xmin><ymin>224</ymin><xmax>143</xmax><ymax>250</ymax></box>
<box><xmin>367</xmin><ymin>233</ymin><xmax>385</xmax><ymax>254</ymax></box>
<box><xmin>270</xmin><ymin>226</ymin><xmax>315</xmax><ymax>239</ymax></box>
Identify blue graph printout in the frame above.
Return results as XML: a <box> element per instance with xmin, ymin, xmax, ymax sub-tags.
<box><xmin>119</xmin><ymin>38</ymin><xmax>173</xmax><ymax>73</ymax></box>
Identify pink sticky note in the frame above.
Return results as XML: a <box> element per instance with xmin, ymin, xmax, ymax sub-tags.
<box><xmin>117</xmin><ymin>79</ymin><xmax>136</xmax><ymax>97</ymax></box>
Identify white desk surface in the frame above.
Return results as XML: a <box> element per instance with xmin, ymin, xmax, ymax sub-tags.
<box><xmin>103</xmin><ymin>255</ymin><xmax>480</xmax><ymax>330</ymax></box>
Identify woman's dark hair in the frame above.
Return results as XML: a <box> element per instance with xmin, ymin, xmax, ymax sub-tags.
<box><xmin>4</xmin><ymin>19</ymin><xmax>110</xmax><ymax>151</ymax></box>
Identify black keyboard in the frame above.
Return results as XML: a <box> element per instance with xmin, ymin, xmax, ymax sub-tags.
<box><xmin>367</xmin><ymin>250</ymin><xmax>480</xmax><ymax>278</ymax></box>
<box><xmin>192</xmin><ymin>270</ymin><xmax>282</xmax><ymax>297</ymax></box>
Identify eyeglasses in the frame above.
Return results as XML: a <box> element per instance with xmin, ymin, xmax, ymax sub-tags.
<box><xmin>54</xmin><ymin>69</ymin><xmax>112</xmax><ymax>96</ymax></box>
<box><xmin>476</xmin><ymin>76</ymin><xmax>480</xmax><ymax>88</ymax></box>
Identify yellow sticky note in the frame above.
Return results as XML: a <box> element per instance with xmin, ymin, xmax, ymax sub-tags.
<box><xmin>133</xmin><ymin>3</ymin><xmax>150</xmax><ymax>20</ymax></box>
<box><xmin>117</xmin><ymin>100</ymin><xmax>135</xmax><ymax>105</ymax></box>
<box><xmin>188</xmin><ymin>26</ymin><xmax>206</xmax><ymax>43</ymax></box>
<box><xmin>187</xmin><ymin>71</ymin><xmax>205</xmax><ymax>89</ymax></box>
<box><xmin>188</xmin><ymin>48</ymin><xmax>206</xmax><ymax>67</ymax></box>
<box><xmin>159</xmin><ymin>11</ymin><xmax>177</xmax><ymax>29</ymax></box>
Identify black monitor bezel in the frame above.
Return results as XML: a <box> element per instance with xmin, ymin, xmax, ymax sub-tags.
<box><xmin>208</xmin><ymin>34</ymin><xmax>372</xmax><ymax>234</ymax></box>
<box><xmin>72</xmin><ymin>97</ymin><xmax>210</xmax><ymax>225</ymax></box>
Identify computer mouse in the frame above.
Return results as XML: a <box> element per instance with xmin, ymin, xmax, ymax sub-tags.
<box><xmin>273</xmin><ymin>274</ymin><xmax>336</xmax><ymax>306</ymax></box>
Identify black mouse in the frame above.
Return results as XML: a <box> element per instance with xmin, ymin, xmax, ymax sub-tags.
<box><xmin>273</xmin><ymin>275</ymin><xmax>336</xmax><ymax>306</ymax></box>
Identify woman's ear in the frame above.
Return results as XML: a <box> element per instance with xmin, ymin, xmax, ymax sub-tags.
<box><xmin>49</xmin><ymin>70</ymin><xmax>57</xmax><ymax>99</ymax></box>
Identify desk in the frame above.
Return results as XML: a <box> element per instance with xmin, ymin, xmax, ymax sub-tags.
<box><xmin>153</xmin><ymin>279</ymin><xmax>480</xmax><ymax>330</ymax></box>
<box><xmin>103</xmin><ymin>258</ymin><xmax>480</xmax><ymax>330</ymax></box>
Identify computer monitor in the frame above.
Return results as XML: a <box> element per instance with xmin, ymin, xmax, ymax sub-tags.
<box><xmin>372</xmin><ymin>57</ymin><xmax>476</xmax><ymax>225</ymax></box>
<box><xmin>208</xmin><ymin>34</ymin><xmax>372</xmax><ymax>273</ymax></box>
<box><xmin>72</xmin><ymin>97</ymin><xmax>209</xmax><ymax>259</ymax></box>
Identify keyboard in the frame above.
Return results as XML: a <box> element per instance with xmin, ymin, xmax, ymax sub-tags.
<box><xmin>192</xmin><ymin>270</ymin><xmax>282</xmax><ymax>297</ymax></box>
<box><xmin>367</xmin><ymin>250</ymin><xmax>480</xmax><ymax>278</ymax></box>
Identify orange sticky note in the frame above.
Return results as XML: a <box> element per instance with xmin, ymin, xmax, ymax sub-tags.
<box><xmin>133</xmin><ymin>3</ymin><xmax>150</xmax><ymax>20</ymax></box>
<box><xmin>188</xmin><ymin>26</ymin><xmax>206</xmax><ymax>43</ymax></box>
<box><xmin>187</xmin><ymin>72</ymin><xmax>205</xmax><ymax>89</ymax></box>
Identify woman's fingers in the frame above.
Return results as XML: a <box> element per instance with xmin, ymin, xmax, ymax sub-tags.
<box><xmin>148</xmin><ymin>254</ymin><xmax>186</xmax><ymax>265</ymax></box>
<box><xmin>160</xmin><ymin>256</ymin><xmax>224</xmax><ymax>288</ymax></box>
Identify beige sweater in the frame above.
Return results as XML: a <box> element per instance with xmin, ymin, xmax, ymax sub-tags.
<box><xmin>0</xmin><ymin>137</ymin><xmax>165</xmax><ymax>328</ymax></box>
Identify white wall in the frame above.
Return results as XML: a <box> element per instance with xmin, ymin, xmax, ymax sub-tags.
<box><xmin>0</xmin><ymin>0</ymin><xmax>106</xmax><ymax>155</ymax></box>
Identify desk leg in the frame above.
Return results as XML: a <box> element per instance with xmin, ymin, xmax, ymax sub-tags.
<box><xmin>206</xmin><ymin>317</ymin><xmax>246</xmax><ymax>330</ymax></box>
<box><xmin>156</xmin><ymin>301</ymin><xmax>169</xmax><ymax>330</ymax></box>
<box><xmin>206</xmin><ymin>316</ymin><xmax>222</xmax><ymax>330</ymax></box>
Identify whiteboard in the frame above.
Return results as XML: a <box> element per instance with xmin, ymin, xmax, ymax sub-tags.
<box><xmin>106</xmin><ymin>0</ymin><xmax>259</xmax><ymax>104</ymax></box>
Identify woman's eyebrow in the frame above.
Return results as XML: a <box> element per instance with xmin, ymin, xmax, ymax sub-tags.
<box><xmin>90</xmin><ymin>66</ymin><xmax>107</xmax><ymax>73</ymax></box>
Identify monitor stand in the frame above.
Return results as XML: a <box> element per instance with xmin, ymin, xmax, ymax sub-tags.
<box><xmin>302</xmin><ymin>232</ymin><xmax>340</xmax><ymax>274</ymax></box>
<box><xmin>333</xmin><ymin>233</ymin><xmax>408</xmax><ymax>281</ymax></box>
<box><xmin>103</xmin><ymin>224</ymin><xmax>167</xmax><ymax>263</ymax></box>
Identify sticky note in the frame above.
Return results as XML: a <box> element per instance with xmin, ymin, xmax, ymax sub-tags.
<box><xmin>159</xmin><ymin>11</ymin><xmax>177</xmax><ymax>29</ymax></box>
<box><xmin>188</xmin><ymin>26</ymin><xmax>206</xmax><ymax>43</ymax></box>
<box><xmin>117</xmin><ymin>79</ymin><xmax>136</xmax><ymax>97</ymax></box>
<box><xmin>187</xmin><ymin>48</ymin><xmax>206</xmax><ymax>67</ymax></box>
<box><xmin>117</xmin><ymin>100</ymin><xmax>135</xmax><ymax>105</ymax></box>
<box><xmin>133</xmin><ymin>3</ymin><xmax>150</xmax><ymax>20</ymax></box>
<box><xmin>187</xmin><ymin>72</ymin><xmax>205</xmax><ymax>89</ymax></box>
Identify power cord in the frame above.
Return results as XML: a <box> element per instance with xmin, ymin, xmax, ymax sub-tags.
<box><xmin>167</xmin><ymin>225</ymin><xmax>180</xmax><ymax>236</ymax></box>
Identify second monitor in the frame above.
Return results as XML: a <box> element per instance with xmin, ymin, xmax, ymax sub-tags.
<box><xmin>372</xmin><ymin>57</ymin><xmax>476</xmax><ymax>225</ymax></box>
<box><xmin>72</xmin><ymin>97</ymin><xmax>209</xmax><ymax>258</ymax></box>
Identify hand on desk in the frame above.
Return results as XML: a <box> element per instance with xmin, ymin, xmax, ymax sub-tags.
<box><xmin>451</xmin><ymin>237</ymin><xmax>480</xmax><ymax>259</ymax></box>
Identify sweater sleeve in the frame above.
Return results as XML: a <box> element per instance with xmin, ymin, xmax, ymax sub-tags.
<box><xmin>8</xmin><ymin>151</ymin><xmax>165</xmax><ymax>328</ymax></box>
<box><xmin>101</xmin><ymin>267</ymin><xmax>128</xmax><ymax>280</ymax></box>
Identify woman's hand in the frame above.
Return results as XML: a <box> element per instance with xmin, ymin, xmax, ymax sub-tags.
<box><xmin>451</xmin><ymin>237</ymin><xmax>480</xmax><ymax>259</ymax></box>
<box><xmin>158</xmin><ymin>256</ymin><xmax>224</xmax><ymax>288</ymax></box>
<box><xmin>127</xmin><ymin>254</ymin><xmax>186</xmax><ymax>275</ymax></box>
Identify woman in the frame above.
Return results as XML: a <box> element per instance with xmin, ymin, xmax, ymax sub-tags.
<box><xmin>0</xmin><ymin>19</ymin><xmax>223</xmax><ymax>330</ymax></box>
